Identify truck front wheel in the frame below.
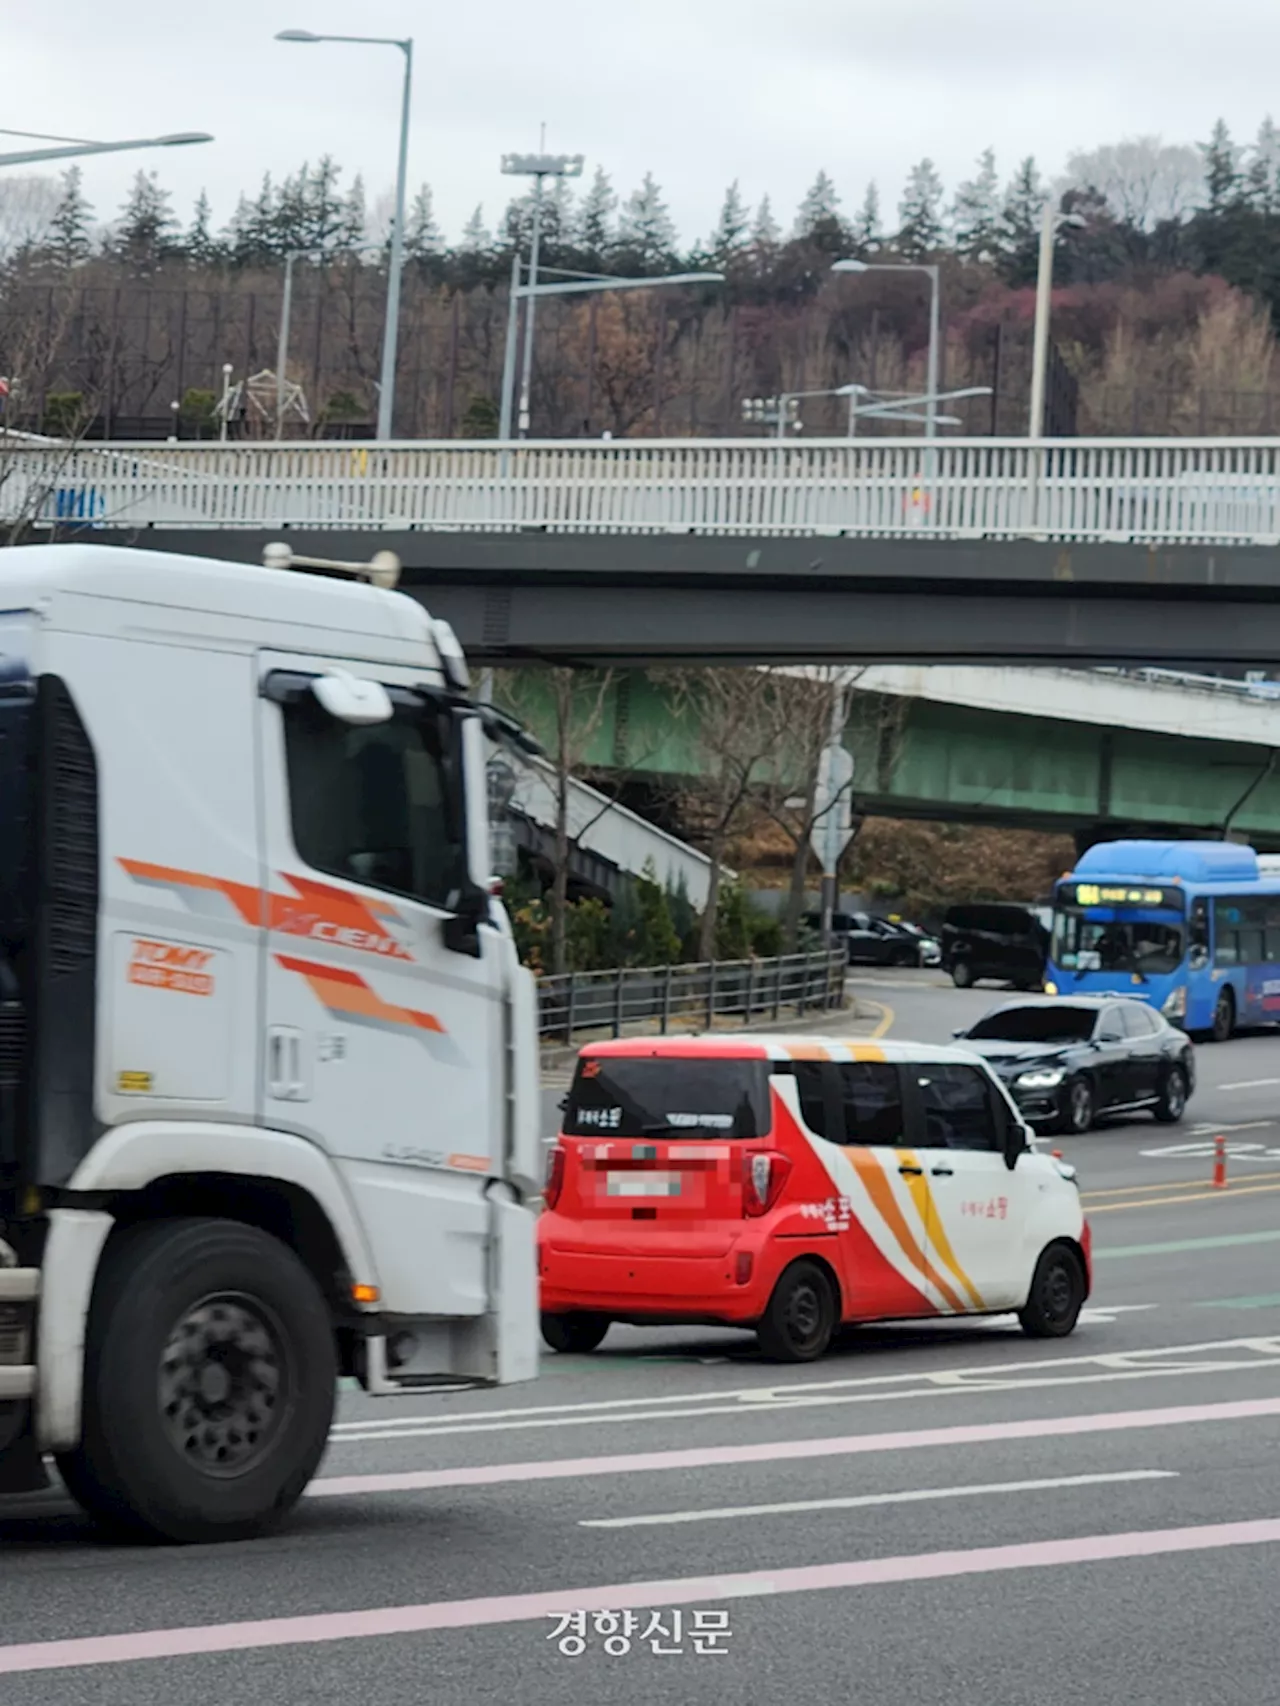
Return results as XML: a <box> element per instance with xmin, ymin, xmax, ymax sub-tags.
<box><xmin>56</xmin><ymin>1217</ymin><xmax>336</xmax><ymax>1544</ymax></box>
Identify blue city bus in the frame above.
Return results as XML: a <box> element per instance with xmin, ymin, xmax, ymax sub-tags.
<box><xmin>1045</xmin><ymin>839</ymin><xmax>1280</xmax><ymax>1040</ymax></box>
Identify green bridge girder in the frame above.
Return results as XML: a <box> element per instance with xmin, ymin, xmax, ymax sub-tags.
<box><xmin>503</xmin><ymin>672</ymin><xmax>1280</xmax><ymax>847</ymax></box>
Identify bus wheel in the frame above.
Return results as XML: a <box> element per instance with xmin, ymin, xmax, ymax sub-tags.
<box><xmin>1211</xmin><ymin>989</ymin><xmax>1235</xmax><ymax>1044</ymax></box>
<box><xmin>57</xmin><ymin>1218</ymin><xmax>335</xmax><ymax>1545</ymax></box>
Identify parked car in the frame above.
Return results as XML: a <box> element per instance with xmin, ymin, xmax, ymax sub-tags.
<box><xmin>804</xmin><ymin>910</ymin><xmax>935</xmax><ymax>967</ymax></box>
<box><xmin>941</xmin><ymin>902</ymin><xmax>1050</xmax><ymax>989</ymax></box>
<box><xmin>538</xmin><ymin>1035</ymin><xmax>1091</xmax><ymax>1362</ymax></box>
<box><xmin>953</xmin><ymin>995</ymin><xmax>1195</xmax><ymax>1135</ymax></box>
<box><xmin>884</xmin><ymin>918</ymin><xmax>942</xmax><ymax>967</ymax></box>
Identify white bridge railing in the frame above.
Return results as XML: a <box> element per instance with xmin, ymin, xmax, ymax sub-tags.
<box><xmin>8</xmin><ymin>438</ymin><xmax>1280</xmax><ymax>543</ymax></box>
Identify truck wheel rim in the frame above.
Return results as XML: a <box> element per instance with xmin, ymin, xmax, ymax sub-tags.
<box><xmin>158</xmin><ymin>1292</ymin><xmax>289</xmax><ymax>1477</ymax></box>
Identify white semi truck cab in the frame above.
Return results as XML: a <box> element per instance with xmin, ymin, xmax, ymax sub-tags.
<box><xmin>0</xmin><ymin>542</ymin><xmax>543</xmax><ymax>1543</ymax></box>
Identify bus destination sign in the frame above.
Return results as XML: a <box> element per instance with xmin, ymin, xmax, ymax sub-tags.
<box><xmin>1060</xmin><ymin>882</ymin><xmax>1185</xmax><ymax>911</ymax></box>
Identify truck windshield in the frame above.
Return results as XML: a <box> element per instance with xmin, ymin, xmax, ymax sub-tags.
<box><xmin>562</xmin><ymin>1058</ymin><xmax>771</xmax><ymax>1139</ymax></box>
<box><xmin>1052</xmin><ymin>910</ymin><xmax>1185</xmax><ymax>977</ymax></box>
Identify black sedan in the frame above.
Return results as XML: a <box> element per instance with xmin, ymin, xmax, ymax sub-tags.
<box><xmin>806</xmin><ymin>911</ymin><xmax>935</xmax><ymax>968</ymax></box>
<box><xmin>954</xmin><ymin>996</ymin><xmax>1196</xmax><ymax>1135</ymax></box>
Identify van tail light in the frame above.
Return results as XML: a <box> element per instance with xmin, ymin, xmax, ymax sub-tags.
<box><xmin>743</xmin><ymin>1150</ymin><xmax>792</xmax><ymax>1217</ymax></box>
<box><xmin>543</xmin><ymin>1144</ymin><xmax>566</xmax><ymax>1210</ymax></box>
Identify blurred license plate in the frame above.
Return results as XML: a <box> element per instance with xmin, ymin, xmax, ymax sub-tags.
<box><xmin>605</xmin><ymin>1171</ymin><xmax>681</xmax><ymax>1197</ymax></box>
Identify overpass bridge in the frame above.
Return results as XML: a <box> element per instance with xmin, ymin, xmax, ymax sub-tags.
<box><xmin>518</xmin><ymin>665</ymin><xmax>1280</xmax><ymax>849</ymax></box>
<box><xmin>10</xmin><ymin>437</ymin><xmax>1280</xmax><ymax>666</ymax></box>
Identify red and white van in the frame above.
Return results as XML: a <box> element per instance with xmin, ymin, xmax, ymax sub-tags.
<box><xmin>538</xmin><ymin>1035</ymin><xmax>1091</xmax><ymax>1361</ymax></box>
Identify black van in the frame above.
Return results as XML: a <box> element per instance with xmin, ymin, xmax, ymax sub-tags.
<box><xmin>940</xmin><ymin>902</ymin><xmax>1050</xmax><ymax>990</ymax></box>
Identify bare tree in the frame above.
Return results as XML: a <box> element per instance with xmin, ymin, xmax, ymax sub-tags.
<box><xmin>658</xmin><ymin>668</ymin><xmax>790</xmax><ymax>960</ymax></box>
<box><xmin>0</xmin><ymin>175</ymin><xmax>60</xmax><ymax>260</ymax></box>
<box><xmin>0</xmin><ymin>287</ymin><xmax>100</xmax><ymax>545</ymax></box>
<box><xmin>1057</xmin><ymin>137</ymin><xmax>1202</xmax><ymax>230</ymax></box>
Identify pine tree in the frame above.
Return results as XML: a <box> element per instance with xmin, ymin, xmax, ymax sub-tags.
<box><xmin>709</xmin><ymin>180</ymin><xmax>750</xmax><ymax>263</ymax></box>
<box><xmin>113</xmin><ymin>169</ymin><xmax>178</xmax><ymax>268</ymax></box>
<box><xmin>576</xmin><ymin>166</ymin><xmax>616</xmax><ymax>264</ymax></box>
<box><xmin>224</xmin><ymin>173</ymin><xmax>280</xmax><ymax>266</ymax></box>
<box><xmin>998</xmin><ymin>156</ymin><xmax>1047</xmax><ymax>281</ymax></box>
<box><xmin>853</xmin><ymin>181</ymin><xmax>881</xmax><ymax>248</ymax></box>
<box><xmin>339</xmin><ymin>174</ymin><xmax>367</xmax><ymax>250</ymax></box>
<box><xmin>185</xmin><ymin>189</ymin><xmax>219</xmax><ymax>266</ymax></box>
<box><xmin>897</xmin><ymin>158</ymin><xmax>946</xmax><ymax>258</ymax></box>
<box><xmin>751</xmin><ymin>194</ymin><xmax>780</xmax><ymax>250</ymax></box>
<box><xmin>542</xmin><ymin>174</ymin><xmax>576</xmax><ymax>259</ymax></box>
<box><xmin>404</xmin><ymin>183</ymin><xmax>441</xmax><ymax>261</ymax></box>
<box><xmin>1246</xmin><ymin>116</ymin><xmax>1280</xmax><ymax>214</ymax></box>
<box><xmin>274</xmin><ymin>165</ymin><xmax>309</xmax><ymax>254</ymax></box>
<box><xmin>1200</xmin><ymin>118</ymin><xmax>1240</xmax><ymax>213</ymax></box>
<box><xmin>304</xmin><ymin>156</ymin><xmax>346</xmax><ymax>252</ymax></box>
<box><xmin>459</xmin><ymin>205</ymin><xmax>493</xmax><ymax>252</ymax></box>
<box><xmin>794</xmin><ymin>170</ymin><xmax>841</xmax><ymax>238</ymax></box>
<box><xmin>47</xmin><ymin>165</ymin><xmax>93</xmax><ymax>267</ymax></box>
<box><xmin>951</xmin><ymin>147</ymin><xmax>1001</xmax><ymax>262</ymax></box>
<box><xmin>616</xmin><ymin>172</ymin><xmax>677</xmax><ymax>270</ymax></box>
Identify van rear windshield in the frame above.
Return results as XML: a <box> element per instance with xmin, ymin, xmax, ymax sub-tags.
<box><xmin>563</xmin><ymin>1058</ymin><xmax>771</xmax><ymax>1139</ymax></box>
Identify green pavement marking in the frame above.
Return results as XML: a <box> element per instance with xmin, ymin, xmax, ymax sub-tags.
<box><xmin>1194</xmin><ymin>1293</ymin><xmax>1280</xmax><ymax>1309</ymax></box>
<box><xmin>1100</xmin><ymin>1228</ymin><xmax>1280</xmax><ymax>1259</ymax></box>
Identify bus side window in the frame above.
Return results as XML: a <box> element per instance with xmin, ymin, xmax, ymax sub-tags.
<box><xmin>1189</xmin><ymin>898</ymin><xmax>1209</xmax><ymax>970</ymax></box>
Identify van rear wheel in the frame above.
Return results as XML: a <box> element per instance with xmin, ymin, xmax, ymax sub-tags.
<box><xmin>756</xmin><ymin>1261</ymin><xmax>836</xmax><ymax>1363</ymax></box>
<box><xmin>540</xmin><ymin>1312</ymin><xmax>610</xmax><ymax>1354</ymax></box>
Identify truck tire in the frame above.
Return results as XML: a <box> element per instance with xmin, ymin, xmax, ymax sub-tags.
<box><xmin>56</xmin><ymin>1217</ymin><xmax>336</xmax><ymax>1544</ymax></box>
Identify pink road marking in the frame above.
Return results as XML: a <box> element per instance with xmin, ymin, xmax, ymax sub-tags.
<box><xmin>308</xmin><ymin>1394</ymin><xmax>1280</xmax><ymax>1498</ymax></box>
<box><xmin>1</xmin><ymin>1518</ymin><xmax>1279</xmax><ymax>1675</ymax></box>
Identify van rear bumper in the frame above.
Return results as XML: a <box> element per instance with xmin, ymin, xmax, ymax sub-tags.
<box><xmin>540</xmin><ymin>1247</ymin><xmax>772</xmax><ymax>1323</ymax></box>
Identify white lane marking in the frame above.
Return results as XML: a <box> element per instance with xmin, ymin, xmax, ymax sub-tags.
<box><xmin>1077</xmin><ymin>1306</ymin><xmax>1159</xmax><ymax>1324</ymax></box>
<box><xmin>331</xmin><ymin>1336</ymin><xmax>1280</xmax><ymax>1444</ymax></box>
<box><xmin>311</xmin><ymin>1397</ymin><xmax>1280</xmax><ymax>1499</ymax></box>
<box><xmin>5</xmin><ymin>1515</ymin><xmax>1280</xmax><ymax>1677</ymax></box>
<box><xmin>1216</xmin><ymin>1078</ymin><xmax>1280</xmax><ymax>1092</ymax></box>
<box><xmin>580</xmin><ymin>1468</ymin><xmax>1179</xmax><ymax>1529</ymax></box>
<box><xmin>1145</xmin><ymin>1138</ymin><xmax>1280</xmax><ymax>1159</ymax></box>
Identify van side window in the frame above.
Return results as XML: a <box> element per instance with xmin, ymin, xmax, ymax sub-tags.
<box><xmin>836</xmin><ymin>1063</ymin><xmax>904</xmax><ymax>1146</ymax></box>
<box><xmin>916</xmin><ymin>1064</ymin><xmax>998</xmax><ymax>1152</ymax></box>
<box><xmin>281</xmin><ymin>696</ymin><xmax>464</xmax><ymax>909</ymax></box>
<box><xmin>790</xmin><ymin>1061</ymin><xmax>830</xmax><ymax>1138</ymax></box>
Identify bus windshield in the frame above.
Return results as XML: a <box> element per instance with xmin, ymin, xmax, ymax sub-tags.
<box><xmin>1052</xmin><ymin>910</ymin><xmax>1185</xmax><ymax>977</ymax></box>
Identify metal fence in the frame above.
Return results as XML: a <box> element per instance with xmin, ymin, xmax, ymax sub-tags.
<box><xmin>11</xmin><ymin>437</ymin><xmax>1280</xmax><ymax>544</ymax></box>
<box><xmin>537</xmin><ymin>948</ymin><xmax>848</xmax><ymax>1043</ymax></box>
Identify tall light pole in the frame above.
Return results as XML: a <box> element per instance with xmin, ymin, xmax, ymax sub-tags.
<box><xmin>1028</xmin><ymin>204</ymin><xmax>1086</xmax><ymax>439</ymax></box>
<box><xmin>0</xmin><ymin>130</ymin><xmax>212</xmax><ymax>169</ymax></box>
<box><xmin>498</xmin><ymin>268</ymin><xmax>723</xmax><ymax>441</ymax></box>
<box><xmin>276</xmin><ymin>30</ymin><xmax>413</xmax><ymax>443</ymax></box>
<box><xmin>832</xmin><ymin>259</ymin><xmax>942</xmax><ymax>437</ymax></box>
<box><xmin>500</xmin><ymin>152</ymin><xmax>584</xmax><ymax>436</ymax></box>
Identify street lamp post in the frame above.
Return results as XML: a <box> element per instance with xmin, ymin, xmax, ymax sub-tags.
<box><xmin>832</xmin><ymin>259</ymin><xmax>942</xmax><ymax>437</ymax></box>
<box><xmin>1028</xmin><ymin>204</ymin><xmax>1087</xmax><ymax>440</ymax></box>
<box><xmin>498</xmin><ymin>268</ymin><xmax>724</xmax><ymax>441</ymax></box>
<box><xmin>0</xmin><ymin>130</ymin><xmax>212</xmax><ymax>169</ymax></box>
<box><xmin>500</xmin><ymin>153</ymin><xmax>585</xmax><ymax>436</ymax></box>
<box><xmin>276</xmin><ymin>30</ymin><xmax>413</xmax><ymax>443</ymax></box>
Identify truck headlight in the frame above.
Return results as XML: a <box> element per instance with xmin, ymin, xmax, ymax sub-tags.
<box><xmin>1016</xmin><ymin>1068</ymin><xmax>1066</xmax><ymax>1089</ymax></box>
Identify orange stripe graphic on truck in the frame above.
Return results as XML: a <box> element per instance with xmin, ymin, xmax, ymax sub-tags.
<box><xmin>119</xmin><ymin>860</ymin><xmax>413</xmax><ymax>962</ymax></box>
<box><xmin>275</xmin><ymin>955</ymin><xmax>445</xmax><ymax>1038</ymax></box>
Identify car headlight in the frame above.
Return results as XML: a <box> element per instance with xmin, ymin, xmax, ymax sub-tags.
<box><xmin>1162</xmin><ymin>987</ymin><xmax>1187</xmax><ymax>1019</ymax></box>
<box><xmin>1016</xmin><ymin>1068</ymin><xmax>1066</xmax><ymax>1089</ymax></box>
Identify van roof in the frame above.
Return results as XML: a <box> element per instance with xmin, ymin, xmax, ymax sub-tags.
<box><xmin>580</xmin><ymin>1035</ymin><xmax>983</xmax><ymax>1065</ymax></box>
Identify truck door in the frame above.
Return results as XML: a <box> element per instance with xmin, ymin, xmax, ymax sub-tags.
<box><xmin>255</xmin><ymin>653</ymin><xmax>504</xmax><ymax>1321</ymax></box>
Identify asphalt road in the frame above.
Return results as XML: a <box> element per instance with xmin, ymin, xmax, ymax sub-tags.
<box><xmin>4</xmin><ymin>973</ymin><xmax>1280</xmax><ymax>1704</ymax></box>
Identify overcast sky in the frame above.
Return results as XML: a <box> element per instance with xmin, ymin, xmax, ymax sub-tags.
<box><xmin>6</xmin><ymin>0</ymin><xmax>1280</xmax><ymax>244</ymax></box>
